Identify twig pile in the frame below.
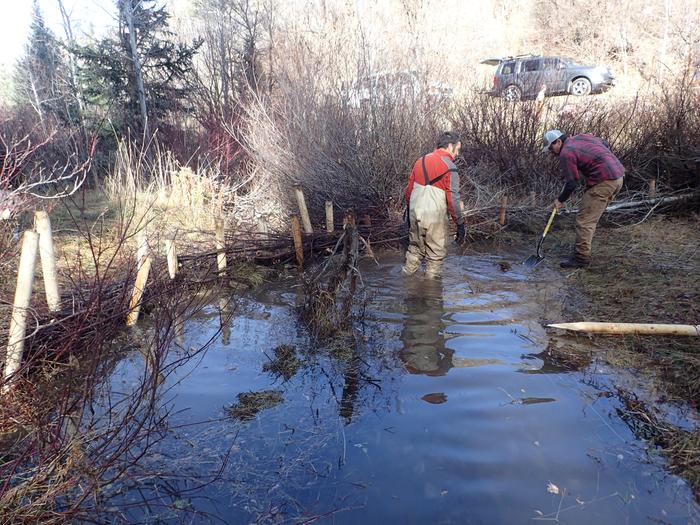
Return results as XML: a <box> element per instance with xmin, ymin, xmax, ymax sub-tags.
<box><xmin>301</xmin><ymin>213</ymin><xmax>363</xmax><ymax>339</ymax></box>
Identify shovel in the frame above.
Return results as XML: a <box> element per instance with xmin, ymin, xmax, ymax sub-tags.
<box><xmin>523</xmin><ymin>207</ymin><xmax>557</xmax><ymax>268</ymax></box>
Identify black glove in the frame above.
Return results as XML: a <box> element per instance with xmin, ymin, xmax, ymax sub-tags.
<box><xmin>456</xmin><ymin>223</ymin><xmax>466</xmax><ymax>245</ymax></box>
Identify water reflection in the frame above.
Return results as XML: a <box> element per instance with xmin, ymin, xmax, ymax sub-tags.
<box><xmin>399</xmin><ymin>277</ymin><xmax>453</xmax><ymax>376</ymax></box>
<box><xmin>218</xmin><ymin>296</ymin><xmax>232</xmax><ymax>345</ymax></box>
<box><xmin>339</xmin><ymin>355</ymin><xmax>361</xmax><ymax>423</ymax></box>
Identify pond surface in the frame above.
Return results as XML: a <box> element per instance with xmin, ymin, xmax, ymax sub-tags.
<box><xmin>109</xmin><ymin>251</ymin><xmax>699</xmax><ymax>524</ymax></box>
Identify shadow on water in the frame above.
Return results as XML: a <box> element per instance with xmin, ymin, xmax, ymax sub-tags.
<box><xmin>101</xmin><ymin>252</ymin><xmax>699</xmax><ymax>524</ymax></box>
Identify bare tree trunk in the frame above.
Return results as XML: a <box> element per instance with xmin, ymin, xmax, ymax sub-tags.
<box><xmin>56</xmin><ymin>0</ymin><xmax>85</xmax><ymax>117</ymax></box>
<box><xmin>56</xmin><ymin>0</ymin><xmax>96</xmax><ymax>185</ymax></box>
<box><xmin>121</xmin><ymin>0</ymin><xmax>150</xmax><ymax>138</ymax></box>
<box><xmin>28</xmin><ymin>69</ymin><xmax>46</xmax><ymax>130</ymax></box>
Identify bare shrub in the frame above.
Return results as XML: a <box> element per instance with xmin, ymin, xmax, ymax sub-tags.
<box><xmin>0</xmin><ymin>210</ymin><xmax>227</xmax><ymax>523</ymax></box>
<box><xmin>239</xmin><ymin>70</ymin><xmax>451</xmax><ymax>225</ymax></box>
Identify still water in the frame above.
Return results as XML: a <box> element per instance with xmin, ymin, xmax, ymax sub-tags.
<box><xmin>109</xmin><ymin>252</ymin><xmax>698</xmax><ymax>524</ymax></box>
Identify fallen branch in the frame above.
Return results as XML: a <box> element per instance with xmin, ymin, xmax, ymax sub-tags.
<box><xmin>560</xmin><ymin>191</ymin><xmax>699</xmax><ymax>215</ymax></box>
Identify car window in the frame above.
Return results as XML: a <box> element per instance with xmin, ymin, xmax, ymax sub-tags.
<box><xmin>500</xmin><ymin>61</ymin><xmax>516</xmax><ymax>75</ymax></box>
<box><xmin>522</xmin><ymin>59</ymin><xmax>541</xmax><ymax>72</ymax></box>
<box><xmin>543</xmin><ymin>58</ymin><xmax>561</xmax><ymax>70</ymax></box>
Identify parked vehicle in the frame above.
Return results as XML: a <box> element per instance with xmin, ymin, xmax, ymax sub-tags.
<box><xmin>344</xmin><ymin>71</ymin><xmax>453</xmax><ymax>108</ymax></box>
<box><xmin>482</xmin><ymin>54</ymin><xmax>616</xmax><ymax>100</ymax></box>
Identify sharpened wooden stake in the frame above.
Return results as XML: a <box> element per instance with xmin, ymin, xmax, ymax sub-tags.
<box><xmin>498</xmin><ymin>195</ymin><xmax>508</xmax><ymax>226</ymax></box>
<box><xmin>126</xmin><ymin>237</ymin><xmax>152</xmax><ymax>327</ymax></box>
<box><xmin>649</xmin><ymin>179</ymin><xmax>657</xmax><ymax>198</ymax></box>
<box><xmin>136</xmin><ymin>233</ymin><xmax>148</xmax><ymax>272</ymax></box>
<box><xmin>548</xmin><ymin>321</ymin><xmax>700</xmax><ymax>336</ymax></box>
<box><xmin>325</xmin><ymin>201</ymin><xmax>334</xmax><ymax>233</ymax></box>
<box><xmin>4</xmin><ymin>231</ymin><xmax>39</xmax><ymax>390</ymax></box>
<box><xmin>291</xmin><ymin>215</ymin><xmax>304</xmax><ymax>268</ymax></box>
<box><xmin>34</xmin><ymin>211</ymin><xmax>60</xmax><ymax>312</ymax></box>
<box><xmin>165</xmin><ymin>239</ymin><xmax>178</xmax><ymax>279</ymax></box>
<box><xmin>294</xmin><ymin>186</ymin><xmax>313</xmax><ymax>234</ymax></box>
<box><xmin>215</xmin><ymin>218</ymin><xmax>226</xmax><ymax>275</ymax></box>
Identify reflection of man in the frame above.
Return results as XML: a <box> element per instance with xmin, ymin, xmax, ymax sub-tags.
<box><xmin>399</xmin><ymin>278</ymin><xmax>453</xmax><ymax>376</ymax></box>
<box><xmin>402</xmin><ymin>131</ymin><xmax>466</xmax><ymax>279</ymax></box>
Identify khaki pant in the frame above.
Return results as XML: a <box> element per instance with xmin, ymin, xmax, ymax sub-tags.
<box><xmin>575</xmin><ymin>177</ymin><xmax>623</xmax><ymax>260</ymax></box>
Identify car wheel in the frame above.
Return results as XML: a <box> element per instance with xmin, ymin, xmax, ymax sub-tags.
<box><xmin>570</xmin><ymin>77</ymin><xmax>592</xmax><ymax>96</ymax></box>
<box><xmin>503</xmin><ymin>85</ymin><xmax>522</xmax><ymax>101</ymax></box>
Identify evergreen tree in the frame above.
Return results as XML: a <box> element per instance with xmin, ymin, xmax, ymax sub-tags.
<box><xmin>76</xmin><ymin>0</ymin><xmax>200</xmax><ymax>138</ymax></box>
<box><xmin>14</xmin><ymin>1</ymin><xmax>74</xmax><ymax>126</ymax></box>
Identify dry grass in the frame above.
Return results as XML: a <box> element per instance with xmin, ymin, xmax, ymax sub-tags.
<box><xmin>552</xmin><ymin>216</ymin><xmax>700</xmax><ymax>402</ymax></box>
<box><xmin>540</xmin><ymin>216</ymin><xmax>700</xmax><ymax>497</ymax></box>
<box><xmin>104</xmin><ymin>142</ymin><xmax>234</xmax><ymax>240</ymax></box>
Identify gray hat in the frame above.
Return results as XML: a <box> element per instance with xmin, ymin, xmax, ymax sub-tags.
<box><xmin>542</xmin><ymin>129</ymin><xmax>564</xmax><ymax>152</ymax></box>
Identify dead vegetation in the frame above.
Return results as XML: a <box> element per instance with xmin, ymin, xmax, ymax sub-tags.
<box><xmin>226</xmin><ymin>390</ymin><xmax>284</xmax><ymax>421</ymax></box>
<box><xmin>552</xmin><ymin>215</ymin><xmax>700</xmax><ymax>404</ymax></box>
<box><xmin>616</xmin><ymin>387</ymin><xmax>700</xmax><ymax>498</ymax></box>
<box><xmin>301</xmin><ymin>215</ymin><xmax>363</xmax><ymax>339</ymax></box>
<box><xmin>540</xmin><ymin>215</ymin><xmax>700</xmax><ymax>496</ymax></box>
<box><xmin>262</xmin><ymin>344</ymin><xmax>301</xmax><ymax>382</ymax></box>
<box><xmin>0</xmin><ymin>207</ymin><xmax>234</xmax><ymax>522</ymax></box>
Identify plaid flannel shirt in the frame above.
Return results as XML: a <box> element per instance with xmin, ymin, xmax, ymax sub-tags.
<box><xmin>558</xmin><ymin>134</ymin><xmax>624</xmax><ymax>202</ymax></box>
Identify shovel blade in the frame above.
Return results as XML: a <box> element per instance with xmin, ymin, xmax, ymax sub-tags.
<box><xmin>523</xmin><ymin>254</ymin><xmax>544</xmax><ymax>268</ymax></box>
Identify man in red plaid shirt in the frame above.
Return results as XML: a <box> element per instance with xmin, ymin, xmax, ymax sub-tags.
<box><xmin>543</xmin><ymin>130</ymin><xmax>625</xmax><ymax>268</ymax></box>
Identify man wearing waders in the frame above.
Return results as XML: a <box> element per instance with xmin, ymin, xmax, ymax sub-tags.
<box><xmin>543</xmin><ymin>129</ymin><xmax>625</xmax><ymax>268</ymax></box>
<box><xmin>402</xmin><ymin>131</ymin><xmax>466</xmax><ymax>278</ymax></box>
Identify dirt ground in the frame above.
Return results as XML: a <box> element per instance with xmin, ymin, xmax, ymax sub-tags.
<box><xmin>540</xmin><ymin>214</ymin><xmax>700</xmax><ymax>496</ymax></box>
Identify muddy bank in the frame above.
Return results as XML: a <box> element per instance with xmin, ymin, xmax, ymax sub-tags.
<box><xmin>523</xmin><ymin>215</ymin><xmax>700</xmax><ymax>497</ymax></box>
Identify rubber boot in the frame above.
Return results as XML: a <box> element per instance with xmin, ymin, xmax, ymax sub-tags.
<box><xmin>560</xmin><ymin>256</ymin><xmax>590</xmax><ymax>269</ymax></box>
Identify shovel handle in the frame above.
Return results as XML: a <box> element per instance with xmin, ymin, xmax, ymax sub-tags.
<box><xmin>542</xmin><ymin>207</ymin><xmax>557</xmax><ymax>238</ymax></box>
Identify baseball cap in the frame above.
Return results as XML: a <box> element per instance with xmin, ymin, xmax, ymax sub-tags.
<box><xmin>542</xmin><ymin>129</ymin><xmax>564</xmax><ymax>152</ymax></box>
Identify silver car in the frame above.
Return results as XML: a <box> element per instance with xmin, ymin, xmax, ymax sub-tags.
<box><xmin>483</xmin><ymin>54</ymin><xmax>616</xmax><ymax>100</ymax></box>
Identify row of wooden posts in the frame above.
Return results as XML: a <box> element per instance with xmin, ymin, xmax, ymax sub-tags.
<box><xmin>0</xmin><ymin>180</ymin><xmax>674</xmax><ymax>388</ymax></box>
<box><xmin>4</xmin><ymin>211</ymin><xmax>60</xmax><ymax>391</ymax></box>
<box><xmin>2</xmin><ymin>187</ymin><xmax>332</xmax><ymax>390</ymax></box>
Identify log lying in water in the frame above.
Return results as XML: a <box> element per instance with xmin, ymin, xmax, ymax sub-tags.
<box><xmin>548</xmin><ymin>322</ymin><xmax>700</xmax><ymax>336</ymax></box>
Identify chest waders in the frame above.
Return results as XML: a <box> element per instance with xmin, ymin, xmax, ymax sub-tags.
<box><xmin>402</xmin><ymin>155</ymin><xmax>458</xmax><ymax>278</ymax></box>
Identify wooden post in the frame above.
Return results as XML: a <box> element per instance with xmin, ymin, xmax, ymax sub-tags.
<box><xmin>215</xmin><ymin>218</ymin><xmax>226</xmax><ymax>275</ymax></box>
<box><xmin>291</xmin><ymin>215</ymin><xmax>304</xmax><ymax>268</ymax></box>
<box><xmin>257</xmin><ymin>216</ymin><xmax>269</xmax><ymax>235</ymax></box>
<box><xmin>34</xmin><ymin>211</ymin><xmax>60</xmax><ymax>313</ymax></box>
<box><xmin>294</xmin><ymin>186</ymin><xmax>313</xmax><ymax>234</ymax></box>
<box><xmin>3</xmin><ymin>231</ymin><xmax>39</xmax><ymax>389</ymax></box>
<box><xmin>325</xmin><ymin>201</ymin><xmax>334</xmax><ymax>233</ymax></box>
<box><xmin>126</xmin><ymin>237</ymin><xmax>152</xmax><ymax>327</ymax></box>
<box><xmin>136</xmin><ymin>233</ymin><xmax>148</xmax><ymax>272</ymax></box>
<box><xmin>165</xmin><ymin>239</ymin><xmax>178</xmax><ymax>279</ymax></box>
<box><xmin>498</xmin><ymin>196</ymin><xmax>508</xmax><ymax>226</ymax></box>
<box><xmin>649</xmin><ymin>179</ymin><xmax>657</xmax><ymax>198</ymax></box>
